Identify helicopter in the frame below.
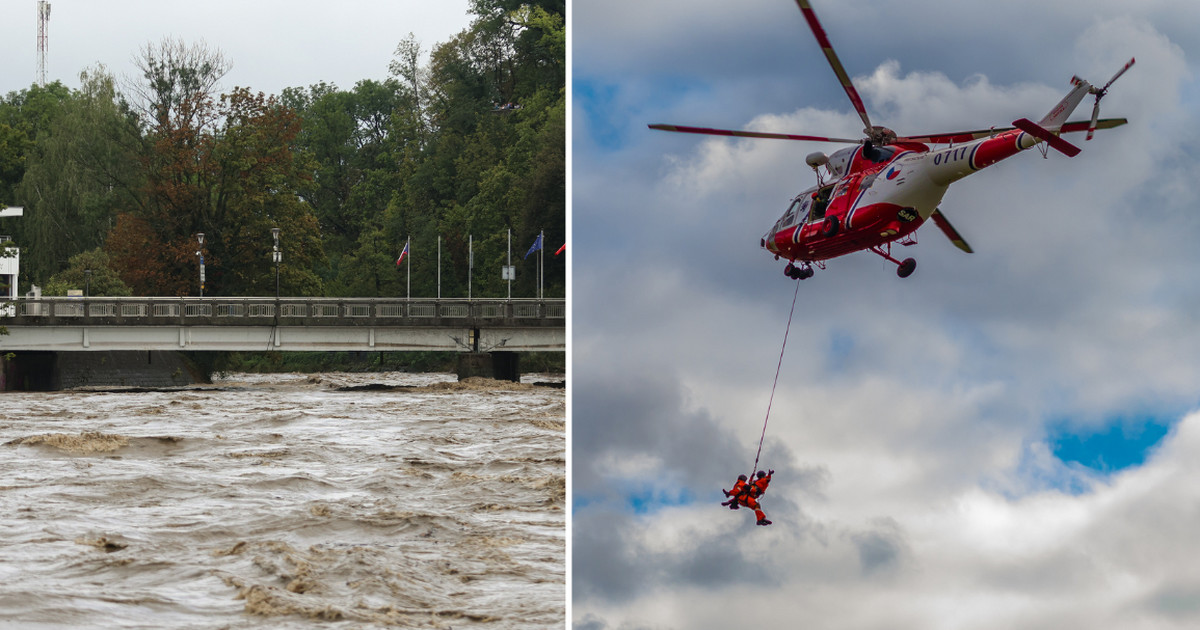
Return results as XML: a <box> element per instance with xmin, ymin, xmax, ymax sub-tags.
<box><xmin>649</xmin><ymin>0</ymin><xmax>1134</xmax><ymax>279</ymax></box>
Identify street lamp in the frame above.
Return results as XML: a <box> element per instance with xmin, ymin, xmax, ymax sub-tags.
<box><xmin>271</xmin><ymin>227</ymin><xmax>281</xmax><ymax>300</ymax></box>
<box><xmin>196</xmin><ymin>232</ymin><xmax>205</xmax><ymax>298</ymax></box>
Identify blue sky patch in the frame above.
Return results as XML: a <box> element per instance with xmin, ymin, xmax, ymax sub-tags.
<box><xmin>1048</xmin><ymin>416</ymin><xmax>1172</xmax><ymax>474</ymax></box>
<box><xmin>575</xmin><ymin>79</ymin><xmax>625</xmax><ymax>151</ymax></box>
<box><xmin>575</xmin><ymin>75</ymin><xmax>716</xmax><ymax>152</ymax></box>
<box><xmin>627</xmin><ymin>487</ymin><xmax>697</xmax><ymax>514</ymax></box>
<box><xmin>825</xmin><ymin>330</ymin><xmax>855</xmax><ymax>374</ymax></box>
<box><xmin>572</xmin><ymin>487</ymin><xmax>700</xmax><ymax>515</ymax></box>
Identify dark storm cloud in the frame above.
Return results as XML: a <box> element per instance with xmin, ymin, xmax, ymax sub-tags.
<box><xmin>851</xmin><ymin>517</ymin><xmax>909</xmax><ymax>575</ymax></box>
<box><xmin>572</xmin><ymin>361</ymin><xmax>825</xmax><ymax>603</ymax></box>
<box><xmin>573</xmin><ymin>508</ymin><xmax>648</xmax><ymax>602</ymax></box>
<box><xmin>572</xmin><ymin>365</ymin><xmax>745</xmax><ymax>494</ymax></box>
<box><xmin>573</xmin><ymin>360</ymin><xmax>823</xmax><ymax>498</ymax></box>
<box><xmin>573</xmin><ymin>505</ymin><xmax>779</xmax><ymax>604</ymax></box>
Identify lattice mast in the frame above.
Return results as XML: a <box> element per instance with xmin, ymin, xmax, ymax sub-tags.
<box><xmin>36</xmin><ymin>1</ymin><xmax>51</xmax><ymax>87</ymax></box>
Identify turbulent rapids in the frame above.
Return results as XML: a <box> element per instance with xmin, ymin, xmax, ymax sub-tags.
<box><xmin>0</xmin><ymin>371</ymin><xmax>565</xmax><ymax>628</ymax></box>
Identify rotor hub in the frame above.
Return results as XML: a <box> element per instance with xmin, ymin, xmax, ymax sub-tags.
<box><xmin>866</xmin><ymin>126</ymin><xmax>897</xmax><ymax>145</ymax></box>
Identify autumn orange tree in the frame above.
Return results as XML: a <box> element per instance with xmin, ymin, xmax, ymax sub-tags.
<box><xmin>107</xmin><ymin>39</ymin><xmax>224</xmax><ymax>296</ymax></box>
<box><xmin>108</xmin><ymin>39</ymin><xmax>323</xmax><ymax>297</ymax></box>
<box><xmin>204</xmin><ymin>88</ymin><xmax>324</xmax><ymax>296</ymax></box>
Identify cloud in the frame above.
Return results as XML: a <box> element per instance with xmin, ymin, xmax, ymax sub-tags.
<box><xmin>574</xmin><ymin>1</ymin><xmax>1200</xmax><ymax>627</ymax></box>
<box><xmin>577</xmin><ymin>409</ymin><xmax>1200</xmax><ymax>629</ymax></box>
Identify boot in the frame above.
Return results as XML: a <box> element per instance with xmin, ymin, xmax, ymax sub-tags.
<box><xmin>757</xmin><ymin>518</ymin><xmax>772</xmax><ymax>526</ymax></box>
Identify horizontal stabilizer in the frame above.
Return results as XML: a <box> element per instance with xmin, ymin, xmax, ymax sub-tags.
<box><xmin>1012</xmin><ymin>118</ymin><xmax>1081</xmax><ymax>157</ymax></box>
<box><xmin>903</xmin><ymin>118</ymin><xmax>1126</xmax><ymax>144</ymax></box>
<box><xmin>1060</xmin><ymin>118</ymin><xmax>1127</xmax><ymax>134</ymax></box>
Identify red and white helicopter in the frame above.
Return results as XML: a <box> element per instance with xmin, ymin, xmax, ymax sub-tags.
<box><xmin>650</xmin><ymin>0</ymin><xmax>1134</xmax><ymax>279</ymax></box>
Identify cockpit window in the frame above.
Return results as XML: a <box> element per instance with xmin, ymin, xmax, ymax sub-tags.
<box><xmin>862</xmin><ymin>145</ymin><xmax>896</xmax><ymax>163</ymax></box>
<box><xmin>781</xmin><ymin>197</ymin><xmax>810</xmax><ymax>228</ymax></box>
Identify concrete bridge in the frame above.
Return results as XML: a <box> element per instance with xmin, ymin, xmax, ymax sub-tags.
<box><xmin>0</xmin><ymin>297</ymin><xmax>564</xmax><ymax>389</ymax></box>
<box><xmin>1</xmin><ymin>297</ymin><xmax>564</xmax><ymax>353</ymax></box>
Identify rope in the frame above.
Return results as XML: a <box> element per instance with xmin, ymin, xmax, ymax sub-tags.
<box><xmin>750</xmin><ymin>278</ymin><xmax>801</xmax><ymax>478</ymax></box>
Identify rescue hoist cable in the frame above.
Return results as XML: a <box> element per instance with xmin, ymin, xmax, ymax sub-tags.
<box><xmin>750</xmin><ymin>278</ymin><xmax>801</xmax><ymax>478</ymax></box>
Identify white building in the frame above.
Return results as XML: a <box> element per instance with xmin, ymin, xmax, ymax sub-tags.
<box><xmin>0</xmin><ymin>207</ymin><xmax>22</xmax><ymax>304</ymax></box>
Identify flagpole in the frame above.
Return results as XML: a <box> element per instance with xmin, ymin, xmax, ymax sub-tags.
<box><xmin>437</xmin><ymin>234</ymin><xmax>441</xmax><ymax>299</ymax></box>
<box><xmin>539</xmin><ymin>229</ymin><xmax>544</xmax><ymax>300</ymax></box>
<box><xmin>406</xmin><ymin>236</ymin><xmax>411</xmax><ymax>301</ymax></box>
<box><xmin>507</xmin><ymin>228</ymin><xmax>512</xmax><ymax>300</ymax></box>
<box><xmin>469</xmin><ymin>234</ymin><xmax>473</xmax><ymax>300</ymax></box>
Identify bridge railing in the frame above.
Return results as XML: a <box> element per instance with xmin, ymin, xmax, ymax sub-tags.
<box><xmin>7</xmin><ymin>297</ymin><xmax>564</xmax><ymax>327</ymax></box>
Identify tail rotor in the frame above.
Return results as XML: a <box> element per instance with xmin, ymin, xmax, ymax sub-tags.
<box><xmin>1076</xmin><ymin>58</ymin><xmax>1135</xmax><ymax>141</ymax></box>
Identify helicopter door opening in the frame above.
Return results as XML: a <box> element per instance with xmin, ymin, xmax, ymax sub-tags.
<box><xmin>810</xmin><ymin>184</ymin><xmax>835</xmax><ymax>222</ymax></box>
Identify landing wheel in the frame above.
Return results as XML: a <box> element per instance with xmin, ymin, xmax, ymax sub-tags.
<box><xmin>821</xmin><ymin>216</ymin><xmax>840</xmax><ymax>237</ymax></box>
<box><xmin>800</xmin><ymin>266</ymin><xmax>814</xmax><ymax>279</ymax></box>
<box><xmin>784</xmin><ymin>263</ymin><xmax>797</xmax><ymax>279</ymax></box>
<box><xmin>897</xmin><ymin>258</ymin><xmax>916</xmax><ymax>278</ymax></box>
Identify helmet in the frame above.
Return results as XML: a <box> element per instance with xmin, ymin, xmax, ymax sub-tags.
<box><xmin>738</xmin><ymin>474</ymin><xmax>748</xmax><ymax>481</ymax></box>
<box><xmin>757</xmin><ymin>471</ymin><xmax>767</xmax><ymax>478</ymax></box>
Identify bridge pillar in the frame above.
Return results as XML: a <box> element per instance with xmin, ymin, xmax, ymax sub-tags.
<box><xmin>0</xmin><ymin>351</ymin><xmax>205</xmax><ymax>391</ymax></box>
<box><xmin>455</xmin><ymin>351</ymin><xmax>520</xmax><ymax>383</ymax></box>
<box><xmin>1</xmin><ymin>352</ymin><xmax>59</xmax><ymax>391</ymax></box>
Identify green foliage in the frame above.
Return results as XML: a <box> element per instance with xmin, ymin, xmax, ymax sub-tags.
<box><xmin>16</xmin><ymin>69</ymin><xmax>143</xmax><ymax>285</ymax></box>
<box><xmin>43</xmin><ymin>248</ymin><xmax>132</xmax><ymax>297</ymax></box>
<box><xmin>1</xmin><ymin>2</ymin><xmax>564</xmax><ymax>307</ymax></box>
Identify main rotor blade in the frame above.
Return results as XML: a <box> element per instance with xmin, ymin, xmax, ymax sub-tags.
<box><xmin>794</xmin><ymin>0</ymin><xmax>873</xmax><ymax>134</ymax></box>
<box><xmin>901</xmin><ymin>118</ymin><xmax>1126</xmax><ymax>144</ymax></box>
<box><xmin>900</xmin><ymin>128</ymin><xmax>1018</xmax><ymax>144</ymax></box>
<box><xmin>648</xmin><ymin>124</ymin><xmax>859</xmax><ymax>144</ymax></box>
<box><xmin>930</xmin><ymin>209</ymin><xmax>973</xmax><ymax>254</ymax></box>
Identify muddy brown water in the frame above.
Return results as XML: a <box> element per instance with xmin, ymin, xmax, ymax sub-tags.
<box><xmin>0</xmin><ymin>372</ymin><xmax>565</xmax><ymax>628</ymax></box>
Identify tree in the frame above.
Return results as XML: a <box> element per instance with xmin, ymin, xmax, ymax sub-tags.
<box><xmin>18</xmin><ymin>68</ymin><xmax>143</xmax><ymax>286</ymax></box>
<box><xmin>203</xmin><ymin>89</ymin><xmax>325</xmax><ymax>297</ymax></box>
<box><xmin>43</xmin><ymin>248</ymin><xmax>131</xmax><ymax>297</ymax></box>
<box><xmin>128</xmin><ymin>38</ymin><xmax>229</xmax><ymax>133</ymax></box>
<box><xmin>109</xmin><ymin>40</ymin><xmax>324</xmax><ymax>297</ymax></box>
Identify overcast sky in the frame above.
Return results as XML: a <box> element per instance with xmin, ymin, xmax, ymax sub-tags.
<box><xmin>573</xmin><ymin>0</ymin><xmax>1200</xmax><ymax>628</ymax></box>
<box><xmin>0</xmin><ymin>0</ymin><xmax>471</xmax><ymax>97</ymax></box>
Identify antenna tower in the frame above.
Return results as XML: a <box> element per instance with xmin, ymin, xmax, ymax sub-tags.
<box><xmin>36</xmin><ymin>1</ymin><xmax>51</xmax><ymax>87</ymax></box>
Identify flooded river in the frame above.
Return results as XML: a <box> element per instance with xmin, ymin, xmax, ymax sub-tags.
<box><xmin>0</xmin><ymin>372</ymin><xmax>565</xmax><ymax>629</ymax></box>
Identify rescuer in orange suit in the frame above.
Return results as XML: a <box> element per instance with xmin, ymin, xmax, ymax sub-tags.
<box><xmin>751</xmin><ymin>469</ymin><xmax>773</xmax><ymax>498</ymax></box>
<box><xmin>742</xmin><ymin>492</ymin><xmax>771</xmax><ymax>526</ymax></box>
<box><xmin>721</xmin><ymin>470</ymin><xmax>774</xmax><ymax>525</ymax></box>
<box><xmin>721</xmin><ymin>474</ymin><xmax>749</xmax><ymax>508</ymax></box>
<box><xmin>746</xmin><ymin>469</ymin><xmax>773</xmax><ymax>525</ymax></box>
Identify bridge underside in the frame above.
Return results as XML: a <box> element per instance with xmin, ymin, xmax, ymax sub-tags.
<box><xmin>0</xmin><ymin>326</ymin><xmax>565</xmax><ymax>353</ymax></box>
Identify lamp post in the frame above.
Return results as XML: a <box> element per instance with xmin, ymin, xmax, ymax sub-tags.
<box><xmin>196</xmin><ymin>232</ymin><xmax>205</xmax><ymax>298</ymax></box>
<box><xmin>84</xmin><ymin>269</ymin><xmax>91</xmax><ymax>298</ymax></box>
<box><xmin>271</xmin><ymin>227</ymin><xmax>281</xmax><ymax>301</ymax></box>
